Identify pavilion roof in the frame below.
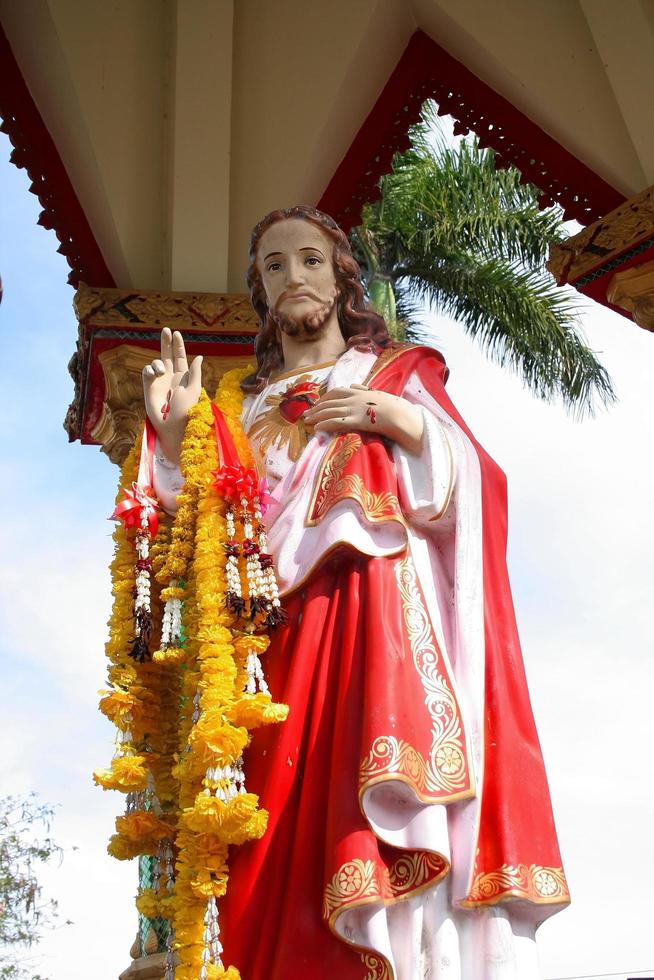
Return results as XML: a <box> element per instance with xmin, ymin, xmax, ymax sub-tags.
<box><xmin>1</xmin><ymin>1</ymin><xmax>651</xmax><ymax>294</ymax></box>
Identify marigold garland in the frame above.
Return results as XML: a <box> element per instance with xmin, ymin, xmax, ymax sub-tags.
<box><xmin>97</xmin><ymin>366</ymin><xmax>288</xmax><ymax>979</ymax></box>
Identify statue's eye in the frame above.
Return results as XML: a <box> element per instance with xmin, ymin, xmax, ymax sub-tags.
<box><xmin>305</xmin><ymin>256</ymin><xmax>321</xmax><ymax>266</ymax></box>
<box><xmin>266</xmin><ymin>262</ymin><xmax>281</xmax><ymax>272</ymax></box>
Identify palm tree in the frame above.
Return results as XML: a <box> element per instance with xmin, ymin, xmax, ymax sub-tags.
<box><xmin>351</xmin><ymin>102</ymin><xmax>614</xmax><ymax>415</ymax></box>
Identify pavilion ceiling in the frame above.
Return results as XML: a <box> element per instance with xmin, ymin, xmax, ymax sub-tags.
<box><xmin>1</xmin><ymin>0</ymin><xmax>653</xmax><ymax>294</ymax></box>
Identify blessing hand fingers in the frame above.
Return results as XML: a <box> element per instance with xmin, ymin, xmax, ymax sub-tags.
<box><xmin>143</xmin><ymin>359</ymin><xmax>166</xmax><ymax>386</ymax></box>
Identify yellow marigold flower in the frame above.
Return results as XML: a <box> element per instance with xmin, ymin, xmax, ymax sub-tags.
<box><xmin>93</xmin><ymin>755</ymin><xmax>149</xmax><ymax>792</ymax></box>
<box><xmin>135</xmin><ymin>889</ymin><xmax>160</xmax><ymax>919</ymax></box>
<box><xmin>188</xmin><ymin>868</ymin><xmax>228</xmax><ymax>900</ymax></box>
<box><xmin>98</xmin><ymin>689</ymin><xmax>136</xmax><ymax>724</ymax></box>
<box><xmin>188</xmin><ymin>714</ymin><xmax>248</xmax><ymax>766</ymax></box>
<box><xmin>161</xmin><ymin>585</ymin><xmax>186</xmax><ymax>601</ymax></box>
<box><xmin>226</xmin><ymin>693</ymin><xmax>289</xmax><ymax>730</ymax></box>
<box><xmin>233</xmin><ymin>634</ymin><xmax>270</xmax><ymax>657</ymax></box>
<box><xmin>152</xmin><ymin>646</ymin><xmax>186</xmax><ymax>666</ymax></box>
<box><xmin>206</xmin><ymin>966</ymin><xmax>241</xmax><ymax>980</ymax></box>
<box><xmin>115</xmin><ymin>811</ymin><xmax>174</xmax><ymax>842</ymax></box>
<box><xmin>182</xmin><ymin>793</ymin><xmax>268</xmax><ymax>845</ymax></box>
<box><xmin>107</xmin><ymin>834</ymin><xmax>148</xmax><ymax>861</ymax></box>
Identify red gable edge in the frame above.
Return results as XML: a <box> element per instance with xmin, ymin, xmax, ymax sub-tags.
<box><xmin>0</xmin><ymin>23</ymin><xmax>115</xmax><ymax>289</ymax></box>
<box><xmin>319</xmin><ymin>30</ymin><xmax>625</xmax><ymax>233</ymax></box>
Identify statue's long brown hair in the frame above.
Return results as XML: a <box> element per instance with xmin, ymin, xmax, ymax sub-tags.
<box><xmin>242</xmin><ymin>205</ymin><xmax>392</xmax><ymax>393</ymax></box>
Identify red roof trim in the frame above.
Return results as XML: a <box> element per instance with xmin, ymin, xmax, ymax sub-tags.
<box><xmin>0</xmin><ymin>24</ymin><xmax>115</xmax><ymax>288</ymax></box>
<box><xmin>319</xmin><ymin>30</ymin><xmax>625</xmax><ymax>232</ymax></box>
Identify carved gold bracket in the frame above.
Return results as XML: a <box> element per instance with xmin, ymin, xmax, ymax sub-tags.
<box><xmin>93</xmin><ymin>345</ymin><xmax>253</xmax><ymax>464</ymax></box>
<box><xmin>547</xmin><ymin>183</ymin><xmax>654</xmax><ymax>332</ymax></box>
<box><xmin>606</xmin><ymin>260</ymin><xmax>654</xmax><ymax>331</ymax></box>
<box><xmin>66</xmin><ymin>284</ymin><xmax>259</xmax><ymax>464</ymax></box>
<box><xmin>547</xmin><ymin>184</ymin><xmax>654</xmax><ymax>286</ymax></box>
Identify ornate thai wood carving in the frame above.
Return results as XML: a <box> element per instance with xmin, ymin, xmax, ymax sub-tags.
<box><xmin>606</xmin><ymin>260</ymin><xmax>654</xmax><ymax>331</ymax></box>
<box><xmin>547</xmin><ymin>184</ymin><xmax>654</xmax><ymax>286</ymax></box>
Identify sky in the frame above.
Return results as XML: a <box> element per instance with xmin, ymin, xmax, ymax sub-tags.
<box><xmin>1</xmin><ymin>128</ymin><xmax>653</xmax><ymax>980</ymax></box>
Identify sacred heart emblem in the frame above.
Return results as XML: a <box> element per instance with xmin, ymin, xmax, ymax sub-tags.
<box><xmin>248</xmin><ymin>374</ymin><xmax>328</xmax><ymax>462</ymax></box>
<box><xmin>277</xmin><ymin>381</ymin><xmax>322</xmax><ymax>424</ymax></box>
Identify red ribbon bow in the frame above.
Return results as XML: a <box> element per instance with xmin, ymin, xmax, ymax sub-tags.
<box><xmin>212</xmin><ymin>464</ymin><xmax>259</xmax><ymax>502</ymax></box>
<box><xmin>111</xmin><ymin>483</ymin><xmax>160</xmax><ymax>537</ymax></box>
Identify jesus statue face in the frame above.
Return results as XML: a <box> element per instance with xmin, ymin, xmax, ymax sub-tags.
<box><xmin>256</xmin><ymin>218</ymin><xmax>339</xmax><ymax>342</ymax></box>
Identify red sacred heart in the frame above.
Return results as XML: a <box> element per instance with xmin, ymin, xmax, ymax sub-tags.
<box><xmin>278</xmin><ymin>381</ymin><xmax>321</xmax><ymax>424</ymax></box>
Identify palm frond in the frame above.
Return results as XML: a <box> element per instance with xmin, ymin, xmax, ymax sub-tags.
<box><xmin>397</xmin><ymin>253</ymin><xmax>615</xmax><ymax>415</ymax></box>
<box><xmin>353</xmin><ymin>98</ymin><xmax>614</xmax><ymax>415</ymax></box>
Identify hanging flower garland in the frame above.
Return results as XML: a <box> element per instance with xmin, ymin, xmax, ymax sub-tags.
<box><xmin>97</xmin><ymin>365</ymin><xmax>288</xmax><ymax>980</ymax></box>
<box><xmin>170</xmin><ymin>368</ymin><xmax>288</xmax><ymax>979</ymax></box>
<box><xmin>94</xmin><ymin>433</ymin><xmax>151</xmax><ymax>798</ymax></box>
<box><xmin>94</xmin><ymin>430</ymin><xmax>179</xmax><ymax>869</ymax></box>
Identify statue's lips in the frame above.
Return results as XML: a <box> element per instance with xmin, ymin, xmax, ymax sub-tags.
<box><xmin>278</xmin><ymin>381</ymin><xmax>321</xmax><ymax>423</ymax></box>
<box><xmin>283</xmin><ymin>293</ymin><xmax>315</xmax><ymax>303</ymax></box>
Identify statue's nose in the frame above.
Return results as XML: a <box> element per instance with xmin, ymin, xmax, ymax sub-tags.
<box><xmin>285</xmin><ymin>257</ymin><xmax>306</xmax><ymax>286</ymax></box>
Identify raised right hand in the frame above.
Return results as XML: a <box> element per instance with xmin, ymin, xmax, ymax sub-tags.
<box><xmin>142</xmin><ymin>328</ymin><xmax>203</xmax><ymax>464</ymax></box>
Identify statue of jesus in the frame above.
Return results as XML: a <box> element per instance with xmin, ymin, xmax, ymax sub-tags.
<box><xmin>144</xmin><ymin>205</ymin><xmax>569</xmax><ymax>980</ymax></box>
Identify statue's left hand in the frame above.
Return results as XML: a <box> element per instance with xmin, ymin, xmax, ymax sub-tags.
<box><xmin>304</xmin><ymin>385</ymin><xmax>424</xmax><ymax>455</ymax></box>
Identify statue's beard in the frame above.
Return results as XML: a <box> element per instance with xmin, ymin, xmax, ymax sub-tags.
<box><xmin>270</xmin><ymin>293</ymin><xmax>337</xmax><ymax>342</ymax></box>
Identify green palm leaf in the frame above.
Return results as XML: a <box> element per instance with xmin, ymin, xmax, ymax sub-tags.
<box><xmin>354</xmin><ymin>101</ymin><xmax>614</xmax><ymax>415</ymax></box>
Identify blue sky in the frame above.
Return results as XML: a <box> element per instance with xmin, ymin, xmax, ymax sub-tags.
<box><xmin>1</xmin><ymin>128</ymin><xmax>653</xmax><ymax>980</ymax></box>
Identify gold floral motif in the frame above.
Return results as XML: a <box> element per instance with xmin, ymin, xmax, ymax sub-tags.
<box><xmin>74</xmin><ymin>284</ymin><xmax>259</xmax><ymax>330</ymax></box>
<box><xmin>360</xmin><ymin>557</ymin><xmax>471</xmax><ymax>800</ymax></box>
<box><xmin>360</xmin><ymin>953</ymin><xmax>392</xmax><ymax>979</ymax></box>
<box><xmin>323</xmin><ymin>851</ymin><xmax>447</xmax><ymax>923</ymax></box>
<box><xmin>308</xmin><ymin>432</ymin><xmax>361</xmax><ymax>520</ymax></box>
<box><xmin>307</xmin><ymin>432</ymin><xmax>404</xmax><ymax>526</ymax></box>
<box><xmin>462</xmin><ymin>863</ymin><xmax>570</xmax><ymax>907</ymax></box>
<box><xmin>248</xmin><ymin>374</ymin><xmax>327</xmax><ymax>462</ymax></box>
<box><xmin>387</xmin><ymin>850</ymin><xmax>447</xmax><ymax>895</ymax></box>
<box><xmin>360</xmin><ymin>736</ymin><xmax>428</xmax><ymax>790</ymax></box>
<box><xmin>328</xmin><ymin>474</ymin><xmax>402</xmax><ymax>523</ymax></box>
<box><xmin>323</xmin><ymin>859</ymin><xmax>379</xmax><ymax>920</ymax></box>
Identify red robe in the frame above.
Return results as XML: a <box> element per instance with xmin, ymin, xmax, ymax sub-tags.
<box><xmin>217</xmin><ymin>345</ymin><xmax>569</xmax><ymax>979</ymax></box>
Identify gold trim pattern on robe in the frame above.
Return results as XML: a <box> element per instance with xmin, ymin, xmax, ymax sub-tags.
<box><xmin>362</xmin><ymin>344</ymin><xmax>421</xmax><ymax>386</ymax></box>
<box><xmin>323</xmin><ymin>851</ymin><xmax>448</xmax><ymax>924</ymax></box>
<box><xmin>306</xmin><ymin>433</ymin><xmax>405</xmax><ymax>528</ymax></box>
<box><xmin>461</xmin><ymin>862</ymin><xmax>570</xmax><ymax>907</ymax></box>
<box><xmin>359</xmin><ymin>556</ymin><xmax>474</xmax><ymax>803</ymax></box>
<box><xmin>360</xmin><ymin>953</ymin><xmax>392</xmax><ymax>980</ymax></box>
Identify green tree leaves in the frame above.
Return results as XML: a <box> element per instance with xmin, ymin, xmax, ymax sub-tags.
<box><xmin>0</xmin><ymin>795</ymin><xmax>62</xmax><ymax>980</ymax></box>
<box><xmin>353</xmin><ymin>101</ymin><xmax>614</xmax><ymax>415</ymax></box>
